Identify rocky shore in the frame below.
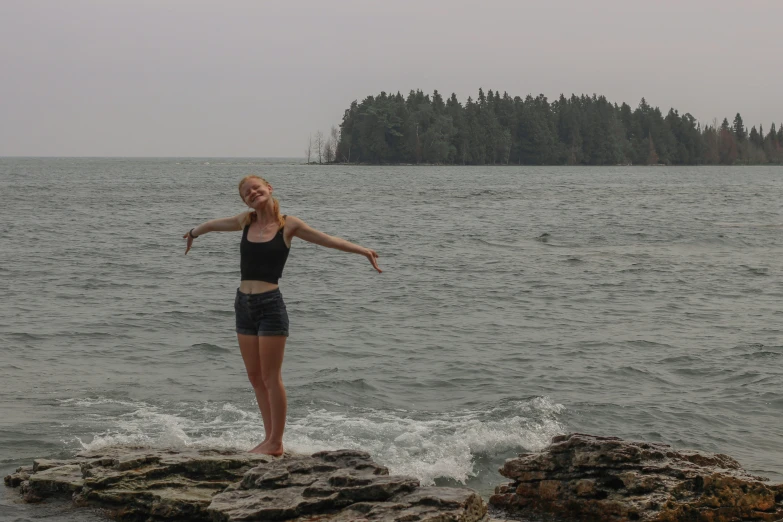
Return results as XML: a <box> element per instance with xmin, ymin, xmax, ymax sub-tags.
<box><xmin>3</xmin><ymin>446</ymin><xmax>486</xmax><ymax>521</ymax></box>
<box><xmin>490</xmin><ymin>433</ymin><xmax>783</xmax><ymax>521</ymax></box>
<box><xmin>5</xmin><ymin>434</ymin><xmax>782</xmax><ymax>521</ymax></box>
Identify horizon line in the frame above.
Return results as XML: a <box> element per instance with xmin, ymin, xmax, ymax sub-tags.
<box><xmin>0</xmin><ymin>155</ymin><xmax>307</xmax><ymax>159</ymax></box>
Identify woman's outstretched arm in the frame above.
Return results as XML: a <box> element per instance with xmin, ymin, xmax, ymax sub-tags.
<box><xmin>287</xmin><ymin>215</ymin><xmax>382</xmax><ymax>273</ymax></box>
<box><xmin>183</xmin><ymin>211</ymin><xmax>251</xmax><ymax>255</ymax></box>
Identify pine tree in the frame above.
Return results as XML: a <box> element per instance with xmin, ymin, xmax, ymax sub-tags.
<box><xmin>749</xmin><ymin>126</ymin><xmax>760</xmax><ymax>147</ymax></box>
<box><xmin>732</xmin><ymin>113</ymin><xmax>746</xmax><ymax>141</ymax></box>
<box><xmin>767</xmin><ymin>123</ymin><xmax>778</xmax><ymax>146</ymax></box>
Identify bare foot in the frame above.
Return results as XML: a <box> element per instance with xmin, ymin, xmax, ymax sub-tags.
<box><xmin>251</xmin><ymin>441</ymin><xmax>284</xmax><ymax>456</ymax></box>
<box><xmin>249</xmin><ymin>439</ymin><xmax>268</xmax><ymax>453</ymax></box>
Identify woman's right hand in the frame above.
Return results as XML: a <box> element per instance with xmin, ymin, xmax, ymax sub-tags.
<box><xmin>183</xmin><ymin>231</ymin><xmax>195</xmax><ymax>255</ymax></box>
<box><xmin>363</xmin><ymin>248</ymin><xmax>382</xmax><ymax>273</ymax></box>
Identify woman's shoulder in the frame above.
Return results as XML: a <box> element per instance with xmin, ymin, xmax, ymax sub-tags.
<box><xmin>282</xmin><ymin>214</ymin><xmax>304</xmax><ymax>228</ymax></box>
<box><xmin>237</xmin><ymin>210</ymin><xmax>255</xmax><ymax>228</ymax></box>
<box><xmin>282</xmin><ymin>215</ymin><xmax>306</xmax><ymax>236</ymax></box>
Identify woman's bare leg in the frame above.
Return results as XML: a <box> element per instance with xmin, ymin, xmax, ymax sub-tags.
<box><xmin>251</xmin><ymin>335</ymin><xmax>287</xmax><ymax>456</ymax></box>
<box><xmin>237</xmin><ymin>333</ymin><xmax>272</xmax><ymax>447</ymax></box>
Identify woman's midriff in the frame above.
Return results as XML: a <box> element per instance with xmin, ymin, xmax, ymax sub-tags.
<box><xmin>238</xmin><ymin>280</ymin><xmax>279</xmax><ymax>294</ymax></box>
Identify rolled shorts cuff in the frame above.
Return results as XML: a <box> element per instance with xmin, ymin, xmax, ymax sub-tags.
<box><xmin>236</xmin><ymin>327</ymin><xmax>289</xmax><ymax>337</ymax></box>
<box><xmin>258</xmin><ymin>330</ymin><xmax>289</xmax><ymax>337</ymax></box>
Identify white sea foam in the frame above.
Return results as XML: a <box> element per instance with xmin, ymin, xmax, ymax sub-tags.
<box><xmin>70</xmin><ymin>396</ymin><xmax>565</xmax><ymax>486</ymax></box>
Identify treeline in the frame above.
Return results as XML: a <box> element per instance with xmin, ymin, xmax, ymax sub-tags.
<box><xmin>323</xmin><ymin>89</ymin><xmax>782</xmax><ymax>165</ymax></box>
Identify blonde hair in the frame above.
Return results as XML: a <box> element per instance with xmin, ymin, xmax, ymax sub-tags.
<box><xmin>238</xmin><ymin>175</ymin><xmax>285</xmax><ymax>229</ymax></box>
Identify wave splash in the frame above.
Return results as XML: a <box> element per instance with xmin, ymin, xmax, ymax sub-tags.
<box><xmin>70</xmin><ymin>396</ymin><xmax>564</xmax><ymax>486</ymax></box>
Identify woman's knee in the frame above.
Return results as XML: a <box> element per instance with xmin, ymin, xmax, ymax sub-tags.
<box><xmin>261</xmin><ymin>371</ymin><xmax>283</xmax><ymax>390</ymax></box>
<box><xmin>247</xmin><ymin>372</ymin><xmax>265</xmax><ymax>390</ymax></box>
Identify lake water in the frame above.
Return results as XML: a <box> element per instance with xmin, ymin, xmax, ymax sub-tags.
<box><xmin>1</xmin><ymin>158</ymin><xmax>781</xmax><ymax>519</ymax></box>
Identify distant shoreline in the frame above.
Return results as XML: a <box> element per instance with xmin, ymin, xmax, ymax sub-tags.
<box><xmin>0</xmin><ymin>157</ymin><xmax>779</xmax><ymax>166</ymax></box>
<box><xmin>304</xmin><ymin>161</ymin><xmax>781</xmax><ymax>167</ymax></box>
<box><xmin>314</xmin><ymin>89</ymin><xmax>783</xmax><ymax>167</ymax></box>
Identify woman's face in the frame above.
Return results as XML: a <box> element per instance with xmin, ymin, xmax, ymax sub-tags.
<box><xmin>241</xmin><ymin>179</ymin><xmax>272</xmax><ymax>209</ymax></box>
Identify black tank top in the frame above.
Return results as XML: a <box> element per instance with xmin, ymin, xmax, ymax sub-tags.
<box><xmin>240</xmin><ymin>218</ymin><xmax>290</xmax><ymax>283</ymax></box>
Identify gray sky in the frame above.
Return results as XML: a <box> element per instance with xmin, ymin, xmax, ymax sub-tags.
<box><xmin>1</xmin><ymin>0</ymin><xmax>781</xmax><ymax>157</ymax></box>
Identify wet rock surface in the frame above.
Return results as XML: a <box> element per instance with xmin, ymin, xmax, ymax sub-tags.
<box><xmin>4</xmin><ymin>447</ymin><xmax>487</xmax><ymax>521</ymax></box>
<box><xmin>489</xmin><ymin>433</ymin><xmax>783</xmax><ymax>522</ymax></box>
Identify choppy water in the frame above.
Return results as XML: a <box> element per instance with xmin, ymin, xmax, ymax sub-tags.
<box><xmin>1</xmin><ymin>158</ymin><xmax>782</xmax><ymax>519</ymax></box>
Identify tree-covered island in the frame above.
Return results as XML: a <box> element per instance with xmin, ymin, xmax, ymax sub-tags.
<box><xmin>307</xmin><ymin>89</ymin><xmax>783</xmax><ymax>166</ymax></box>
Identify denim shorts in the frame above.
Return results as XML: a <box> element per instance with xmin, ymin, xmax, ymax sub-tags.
<box><xmin>234</xmin><ymin>288</ymin><xmax>289</xmax><ymax>337</ymax></box>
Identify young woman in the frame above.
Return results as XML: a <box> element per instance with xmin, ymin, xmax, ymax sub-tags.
<box><xmin>183</xmin><ymin>175</ymin><xmax>381</xmax><ymax>456</ymax></box>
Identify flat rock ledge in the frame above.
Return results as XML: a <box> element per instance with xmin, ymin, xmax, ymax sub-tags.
<box><xmin>489</xmin><ymin>433</ymin><xmax>783</xmax><ymax>522</ymax></box>
<box><xmin>4</xmin><ymin>447</ymin><xmax>487</xmax><ymax>521</ymax></box>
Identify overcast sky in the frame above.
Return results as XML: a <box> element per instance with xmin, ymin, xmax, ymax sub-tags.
<box><xmin>1</xmin><ymin>0</ymin><xmax>781</xmax><ymax>157</ymax></box>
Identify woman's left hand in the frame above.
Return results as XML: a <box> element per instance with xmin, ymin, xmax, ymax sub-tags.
<box><xmin>183</xmin><ymin>231</ymin><xmax>195</xmax><ymax>255</ymax></box>
<box><xmin>363</xmin><ymin>248</ymin><xmax>382</xmax><ymax>273</ymax></box>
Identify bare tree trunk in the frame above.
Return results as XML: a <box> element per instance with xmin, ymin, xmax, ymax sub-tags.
<box><xmin>415</xmin><ymin>123</ymin><xmax>420</xmax><ymax>164</ymax></box>
<box><xmin>324</xmin><ymin>136</ymin><xmax>334</xmax><ymax>163</ymax></box>
<box><xmin>330</xmin><ymin>126</ymin><xmax>340</xmax><ymax>163</ymax></box>
<box><xmin>315</xmin><ymin>131</ymin><xmax>324</xmax><ymax>164</ymax></box>
<box><xmin>305</xmin><ymin>135</ymin><xmax>312</xmax><ymax>163</ymax></box>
